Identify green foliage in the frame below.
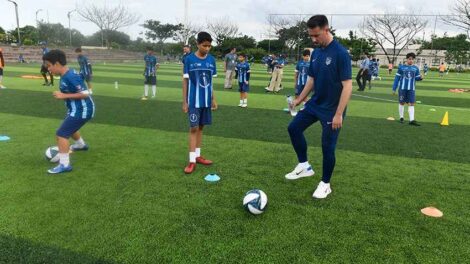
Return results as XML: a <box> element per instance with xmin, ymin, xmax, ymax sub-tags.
<box><xmin>336</xmin><ymin>31</ymin><xmax>376</xmax><ymax>61</ymax></box>
<box><xmin>86</xmin><ymin>30</ymin><xmax>130</xmax><ymax>47</ymax></box>
<box><xmin>257</xmin><ymin>39</ymin><xmax>286</xmax><ymax>55</ymax></box>
<box><xmin>421</xmin><ymin>34</ymin><xmax>470</xmax><ymax>64</ymax></box>
<box><xmin>142</xmin><ymin>20</ymin><xmax>182</xmax><ymax>43</ymax></box>
<box><xmin>241</xmin><ymin>47</ymin><xmax>267</xmax><ymax>60</ymax></box>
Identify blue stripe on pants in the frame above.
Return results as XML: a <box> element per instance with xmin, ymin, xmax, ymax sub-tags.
<box><xmin>287</xmin><ymin>110</ymin><xmax>341</xmax><ymax>183</ymax></box>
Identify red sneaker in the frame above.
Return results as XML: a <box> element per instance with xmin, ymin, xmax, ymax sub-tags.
<box><xmin>184</xmin><ymin>162</ymin><xmax>196</xmax><ymax>174</ymax></box>
<box><xmin>196</xmin><ymin>156</ymin><xmax>213</xmax><ymax>165</ymax></box>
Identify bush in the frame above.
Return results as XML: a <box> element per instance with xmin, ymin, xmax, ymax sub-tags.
<box><xmin>241</xmin><ymin>48</ymin><xmax>267</xmax><ymax>61</ymax></box>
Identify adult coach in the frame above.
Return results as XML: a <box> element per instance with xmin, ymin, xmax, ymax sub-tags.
<box><xmin>224</xmin><ymin>48</ymin><xmax>237</xmax><ymax>89</ymax></box>
<box><xmin>285</xmin><ymin>15</ymin><xmax>353</xmax><ymax>199</ymax></box>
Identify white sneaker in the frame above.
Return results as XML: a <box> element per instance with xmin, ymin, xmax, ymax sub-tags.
<box><xmin>241</xmin><ymin>103</ymin><xmax>247</xmax><ymax>108</ymax></box>
<box><xmin>312</xmin><ymin>181</ymin><xmax>332</xmax><ymax>199</ymax></box>
<box><xmin>285</xmin><ymin>164</ymin><xmax>315</xmax><ymax>180</ymax></box>
<box><xmin>238</xmin><ymin>102</ymin><xmax>243</xmax><ymax>107</ymax></box>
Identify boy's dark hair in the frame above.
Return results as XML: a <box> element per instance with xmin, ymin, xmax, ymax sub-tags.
<box><xmin>302</xmin><ymin>49</ymin><xmax>311</xmax><ymax>56</ymax></box>
<box><xmin>307</xmin><ymin>15</ymin><xmax>329</xmax><ymax>29</ymax></box>
<box><xmin>406</xmin><ymin>53</ymin><xmax>416</xmax><ymax>59</ymax></box>
<box><xmin>75</xmin><ymin>47</ymin><xmax>82</xmax><ymax>53</ymax></box>
<box><xmin>43</xmin><ymin>49</ymin><xmax>67</xmax><ymax>65</ymax></box>
<box><xmin>239</xmin><ymin>53</ymin><xmax>246</xmax><ymax>58</ymax></box>
<box><xmin>197</xmin><ymin>32</ymin><xmax>212</xmax><ymax>44</ymax></box>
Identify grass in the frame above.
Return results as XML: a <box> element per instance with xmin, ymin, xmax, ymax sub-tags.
<box><xmin>0</xmin><ymin>60</ymin><xmax>469</xmax><ymax>263</ymax></box>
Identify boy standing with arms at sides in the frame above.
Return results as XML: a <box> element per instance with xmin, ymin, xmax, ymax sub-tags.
<box><xmin>182</xmin><ymin>45</ymin><xmax>191</xmax><ymax>65</ymax></box>
<box><xmin>142</xmin><ymin>47</ymin><xmax>159</xmax><ymax>100</ymax></box>
<box><xmin>265</xmin><ymin>54</ymin><xmax>285</xmax><ymax>92</ymax></box>
<box><xmin>423</xmin><ymin>63</ymin><xmax>429</xmax><ymax>76</ymax></box>
<box><xmin>235</xmin><ymin>53</ymin><xmax>250</xmax><ymax>108</ymax></box>
<box><xmin>224</xmin><ymin>47</ymin><xmax>237</xmax><ymax>89</ymax></box>
<box><xmin>393</xmin><ymin>53</ymin><xmax>423</xmax><ymax>126</ymax></box>
<box><xmin>182</xmin><ymin>32</ymin><xmax>218</xmax><ymax>174</ymax></box>
<box><xmin>0</xmin><ymin>48</ymin><xmax>6</xmax><ymax>89</ymax></box>
<box><xmin>40</xmin><ymin>43</ymin><xmax>54</xmax><ymax>86</ymax></box>
<box><xmin>294</xmin><ymin>50</ymin><xmax>311</xmax><ymax>103</ymax></box>
<box><xmin>43</xmin><ymin>50</ymin><xmax>95</xmax><ymax>174</ymax></box>
<box><xmin>75</xmin><ymin>48</ymin><xmax>93</xmax><ymax>94</ymax></box>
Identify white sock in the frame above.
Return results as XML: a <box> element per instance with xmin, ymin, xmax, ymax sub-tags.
<box><xmin>0</xmin><ymin>75</ymin><xmax>3</xmax><ymax>84</ymax></box>
<box><xmin>189</xmin><ymin>152</ymin><xmax>197</xmax><ymax>163</ymax></box>
<box><xmin>239</xmin><ymin>100</ymin><xmax>243</xmax><ymax>104</ymax></box>
<box><xmin>152</xmin><ymin>85</ymin><xmax>156</xmax><ymax>96</ymax></box>
<box><xmin>408</xmin><ymin>106</ymin><xmax>415</xmax><ymax>121</ymax></box>
<box><xmin>75</xmin><ymin>137</ymin><xmax>85</xmax><ymax>146</ymax></box>
<box><xmin>195</xmin><ymin>148</ymin><xmax>201</xmax><ymax>157</ymax></box>
<box><xmin>399</xmin><ymin>104</ymin><xmax>404</xmax><ymax>119</ymax></box>
<box><xmin>144</xmin><ymin>85</ymin><xmax>149</xmax><ymax>97</ymax></box>
<box><xmin>299</xmin><ymin>161</ymin><xmax>310</xmax><ymax>169</ymax></box>
<box><xmin>59</xmin><ymin>153</ymin><xmax>70</xmax><ymax>166</ymax></box>
<box><xmin>243</xmin><ymin>99</ymin><xmax>247</xmax><ymax>104</ymax></box>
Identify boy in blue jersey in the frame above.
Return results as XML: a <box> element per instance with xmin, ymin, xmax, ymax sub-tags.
<box><xmin>286</xmin><ymin>15</ymin><xmax>353</xmax><ymax>199</ymax></box>
<box><xmin>142</xmin><ymin>47</ymin><xmax>159</xmax><ymax>100</ymax></box>
<box><xmin>392</xmin><ymin>52</ymin><xmax>423</xmax><ymax>126</ymax></box>
<box><xmin>40</xmin><ymin>43</ymin><xmax>54</xmax><ymax>86</ymax></box>
<box><xmin>294</xmin><ymin>49</ymin><xmax>311</xmax><ymax>103</ymax></box>
<box><xmin>43</xmin><ymin>50</ymin><xmax>95</xmax><ymax>174</ymax></box>
<box><xmin>75</xmin><ymin>48</ymin><xmax>93</xmax><ymax>94</ymax></box>
<box><xmin>423</xmin><ymin>63</ymin><xmax>429</xmax><ymax>76</ymax></box>
<box><xmin>182</xmin><ymin>32</ymin><xmax>218</xmax><ymax>174</ymax></box>
<box><xmin>235</xmin><ymin>53</ymin><xmax>250</xmax><ymax>108</ymax></box>
<box><xmin>182</xmin><ymin>45</ymin><xmax>191</xmax><ymax>65</ymax></box>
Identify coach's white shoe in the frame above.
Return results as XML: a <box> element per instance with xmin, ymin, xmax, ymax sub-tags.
<box><xmin>285</xmin><ymin>164</ymin><xmax>315</xmax><ymax>180</ymax></box>
<box><xmin>312</xmin><ymin>181</ymin><xmax>332</xmax><ymax>199</ymax></box>
<box><xmin>241</xmin><ymin>103</ymin><xmax>247</xmax><ymax>108</ymax></box>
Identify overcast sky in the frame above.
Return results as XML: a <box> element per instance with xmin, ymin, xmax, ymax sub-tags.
<box><xmin>0</xmin><ymin>0</ymin><xmax>463</xmax><ymax>41</ymax></box>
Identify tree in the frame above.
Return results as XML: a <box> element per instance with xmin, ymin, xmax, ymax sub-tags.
<box><xmin>86</xmin><ymin>30</ymin><xmax>131</xmax><ymax>48</ymax></box>
<box><xmin>77</xmin><ymin>3</ymin><xmax>139</xmax><ymax>48</ymax></box>
<box><xmin>37</xmin><ymin>23</ymin><xmax>85</xmax><ymax>46</ymax></box>
<box><xmin>442</xmin><ymin>0</ymin><xmax>470</xmax><ymax>36</ymax></box>
<box><xmin>142</xmin><ymin>20</ymin><xmax>182</xmax><ymax>43</ymax></box>
<box><xmin>362</xmin><ymin>14</ymin><xmax>427</xmax><ymax>64</ymax></box>
<box><xmin>420</xmin><ymin>34</ymin><xmax>470</xmax><ymax>64</ymax></box>
<box><xmin>218</xmin><ymin>35</ymin><xmax>257</xmax><ymax>52</ymax></box>
<box><xmin>174</xmin><ymin>21</ymin><xmax>201</xmax><ymax>44</ymax></box>
<box><xmin>257</xmin><ymin>39</ymin><xmax>286</xmax><ymax>55</ymax></box>
<box><xmin>206</xmin><ymin>17</ymin><xmax>239</xmax><ymax>45</ymax></box>
<box><xmin>7</xmin><ymin>25</ymin><xmax>39</xmax><ymax>45</ymax></box>
<box><xmin>336</xmin><ymin>31</ymin><xmax>376</xmax><ymax>62</ymax></box>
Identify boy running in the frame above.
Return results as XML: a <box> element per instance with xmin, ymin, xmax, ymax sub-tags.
<box><xmin>43</xmin><ymin>50</ymin><xmax>95</xmax><ymax>174</ymax></box>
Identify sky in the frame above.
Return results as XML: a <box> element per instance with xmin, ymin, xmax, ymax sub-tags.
<box><xmin>0</xmin><ymin>0</ymin><xmax>463</xmax><ymax>41</ymax></box>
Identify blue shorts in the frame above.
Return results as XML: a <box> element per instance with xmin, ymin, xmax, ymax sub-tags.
<box><xmin>81</xmin><ymin>74</ymin><xmax>92</xmax><ymax>82</ymax></box>
<box><xmin>56</xmin><ymin>115</ymin><xmax>90</xmax><ymax>138</ymax></box>
<box><xmin>295</xmin><ymin>84</ymin><xmax>306</xmax><ymax>96</ymax></box>
<box><xmin>238</xmin><ymin>82</ymin><xmax>249</xmax><ymax>93</ymax></box>
<box><xmin>399</xmin><ymin>89</ymin><xmax>416</xmax><ymax>104</ymax></box>
<box><xmin>188</xmin><ymin>107</ymin><xmax>212</xmax><ymax>128</ymax></box>
<box><xmin>145</xmin><ymin>76</ymin><xmax>157</xmax><ymax>85</ymax></box>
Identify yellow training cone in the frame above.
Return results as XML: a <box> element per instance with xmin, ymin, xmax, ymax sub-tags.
<box><xmin>440</xmin><ymin>111</ymin><xmax>449</xmax><ymax>126</ymax></box>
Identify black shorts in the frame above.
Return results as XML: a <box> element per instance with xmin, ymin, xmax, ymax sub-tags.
<box><xmin>40</xmin><ymin>65</ymin><xmax>49</xmax><ymax>74</ymax></box>
<box><xmin>0</xmin><ymin>68</ymin><xmax>3</xmax><ymax>76</ymax></box>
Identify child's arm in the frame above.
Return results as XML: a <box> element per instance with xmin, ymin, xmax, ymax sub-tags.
<box><xmin>182</xmin><ymin>78</ymin><xmax>188</xmax><ymax>113</ymax></box>
<box><xmin>392</xmin><ymin>67</ymin><xmax>403</xmax><ymax>93</ymax></box>
<box><xmin>53</xmin><ymin>91</ymin><xmax>89</xmax><ymax>100</ymax></box>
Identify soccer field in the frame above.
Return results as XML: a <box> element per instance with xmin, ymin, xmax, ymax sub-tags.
<box><xmin>0</xmin><ymin>62</ymin><xmax>469</xmax><ymax>263</ymax></box>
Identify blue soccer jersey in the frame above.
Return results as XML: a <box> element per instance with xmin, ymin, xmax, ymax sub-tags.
<box><xmin>306</xmin><ymin>39</ymin><xmax>352</xmax><ymax>119</ymax></box>
<box><xmin>42</xmin><ymin>47</ymin><xmax>49</xmax><ymax>56</ymax></box>
<box><xmin>392</xmin><ymin>64</ymin><xmax>422</xmax><ymax>92</ymax></box>
<box><xmin>235</xmin><ymin>62</ymin><xmax>250</xmax><ymax>83</ymax></box>
<box><xmin>77</xmin><ymin>55</ymin><xmax>92</xmax><ymax>76</ymax></box>
<box><xmin>182</xmin><ymin>52</ymin><xmax>191</xmax><ymax>64</ymax></box>
<box><xmin>296</xmin><ymin>60</ymin><xmax>310</xmax><ymax>86</ymax></box>
<box><xmin>144</xmin><ymin>54</ymin><xmax>158</xmax><ymax>77</ymax></box>
<box><xmin>60</xmin><ymin>69</ymin><xmax>95</xmax><ymax>119</ymax></box>
<box><xmin>183</xmin><ymin>53</ymin><xmax>217</xmax><ymax>108</ymax></box>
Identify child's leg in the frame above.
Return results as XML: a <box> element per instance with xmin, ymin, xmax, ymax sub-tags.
<box><xmin>188</xmin><ymin>127</ymin><xmax>198</xmax><ymax>162</ymax></box>
<box><xmin>196</xmin><ymin>125</ymin><xmax>204</xmax><ymax>157</ymax></box>
<box><xmin>49</xmin><ymin>72</ymin><xmax>54</xmax><ymax>85</ymax></box>
<box><xmin>86</xmin><ymin>81</ymin><xmax>93</xmax><ymax>91</ymax></box>
<box><xmin>57</xmin><ymin>136</ymin><xmax>71</xmax><ymax>166</ymax></box>
<box><xmin>71</xmin><ymin>131</ymin><xmax>86</xmax><ymax>147</ymax></box>
<box><xmin>399</xmin><ymin>103</ymin><xmax>405</xmax><ymax>119</ymax></box>
<box><xmin>42</xmin><ymin>72</ymin><xmax>48</xmax><ymax>83</ymax></box>
<box><xmin>408</xmin><ymin>103</ymin><xmax>415</xmax><ymax>121</ymax></box>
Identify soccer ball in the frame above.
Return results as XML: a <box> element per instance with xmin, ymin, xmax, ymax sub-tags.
<box><xmin>243</xmin><ymin>189</ymin><xmax>268</xmax><ymax>215</ymax></box>
<box><xmin>45</xmin><ymin>146</ymin><xmax>60</xmax><ymax>163</ymax></box>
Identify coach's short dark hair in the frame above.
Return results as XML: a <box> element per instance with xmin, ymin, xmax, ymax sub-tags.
<box><xmin>406</xmin><ymin>53</ymin><xmax>416</xmax><ymax>59</ymax></box>
<box><xmin>183</xmin><ymin>44</ymin><xmax>191</xmax><ymax>48</ymax></box>
<box><xmin>197</xmin><ymin>32</ymin><xmax>212</xmax><ymax>44</ymax></box>
<box><xmin>307</xmin><ymin>15</ymin><xmax>329</xmax><ymax>29</ymax></box>
<box><xmin>43</xmin><ymin>49</ymin><xmax>67</xmax><ymax>65</ymax></box>
<box><xmin>302</xmin><ymin>49</ymin><xmax>311</xmax><ymax>56</ymax></box>
<box><xmin>75</xmin><ymin>47</ymin><xmax>82</xmax><ymax>53</ymax></box>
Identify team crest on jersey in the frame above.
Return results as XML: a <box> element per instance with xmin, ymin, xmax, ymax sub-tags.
<box><xmin>198</xmin><ymin>72</ymin><xmax>210</xmax><ymax>89</ymax></box>
<box><xmin>405</xmin><ymin>71</ymin><xmax>413</xmax><ymax>79</ymax></box>
<box><xmin>325</xmin><ymin>57</ymin><xmax>332</xmax><ymax>65</ymax></box>
<box><xmin>190</xmin><ymin>113</ymin><xmax>198</xmax><ymax>122</ymax></box>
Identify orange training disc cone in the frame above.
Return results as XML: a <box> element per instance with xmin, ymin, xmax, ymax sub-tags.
<box><xmin>421</xmin><ymin>207</ymin><xmax>443</xmax><ymax>218</ymax></box>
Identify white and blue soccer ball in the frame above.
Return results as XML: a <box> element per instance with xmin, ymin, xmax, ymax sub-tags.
<box><xmin>243</xmin><ymin>189</ymin><xmax>268</xmax><ymax>215</ymax></box>
<box><xmin>45</xmin><ymin>146</ymin><xmax>60</xmax><ymax>163</ymax></box>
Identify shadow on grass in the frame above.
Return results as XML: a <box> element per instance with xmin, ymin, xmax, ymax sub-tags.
<box><xmin>1</xmin><ymin>89</ymin><xmax>469</xmax><ymax>163</ymax></box>
<box><xmin>0</xmin><ymin>234</ymin><xmax>116</xmax><ymax>264</ymax></box>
